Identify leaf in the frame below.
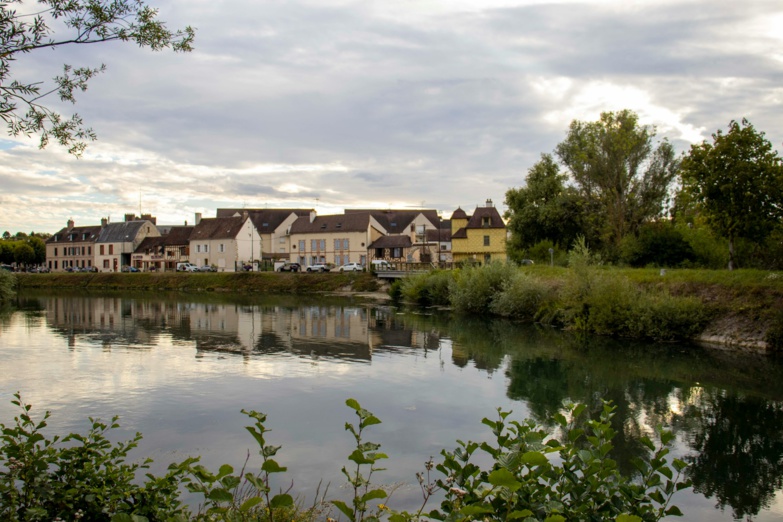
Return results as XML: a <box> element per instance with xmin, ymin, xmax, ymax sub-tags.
<box><xmin>261</xmin><ymin>459</ymin><xmax>287</xmax><ymax>473</ymax></box>
<box><xmin>488</xmin><ymin>468</ymin><xmax>521</xmax><ymax>491</ymax></box>
<box><xmin>508</xmin><ymin>509</ymin><xmax>534</xmax><ymax>519</ymax></box>
<box><xmin>359</xmin><ymin>489</ymin><xmax>388</xmax><ymax>503</ymax></box>
<box><xmin>544</xmin><ymin>515</ymin><xmax>566</xmax><ymax>522</ymax></box>
<box><xmin>216</xmin><ymin>464</ymin><xmax>233</xmax><ymax>480</ymax></box>
<box><xmin>270</xmin><ymin>493</ymin><xmax>294</xmax><ymax>508</ymax></box>
<box><xmin>461</xmin><ymin>505</ymin><xmax>494</xmax><ymax>515</ymax></box>
<box><xmin>665</xmin><ymin>506</ymin><xmax>684</xmax><ymax>517</ymax></box>
<box><xmin>521</xmin><ymin>451</ymin><xmax>548</xmax><ymax>467</ymax></box>
<box><xmin>239</xmin><ymin>497</ymin><xmax>264</xmax><ymax>512</ymax></box>
<box><xmin>616</xmin><ymin>515</ymin><xmax>642</xmax><ymax>522</ymax></box>
<box><xmin>346</xmin><ymin>398</ymin><xmax>361</xmax><ymax>411</ymax></box>
<box><xmin>207</xmin><ymin>487</ymin><xmax>234</xmax><ymax>503</ymax></box>
<box><xmin>361</xmin><ymin>415</ymin><xmax>382</xmax><ymax>427</ymax></box>
<box><xmin>111</xmin><ymin>515</ymin><xmax>133</xmax><ymax>522</ymax></box>
<box><xmin>332</xmin><ymin>499</ymin><xmax>354</xmax><ymax>519</ymax></box>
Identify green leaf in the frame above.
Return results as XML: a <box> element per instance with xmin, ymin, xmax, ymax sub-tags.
<box><xmin>207</xmin><ymin>487</ymin><xmax>234</xmax><ymax>503</ymax></box>
<box><xmin>488</xmin><ymin>468</ymin><xmax>522</xmax><ymax>491</ymax></box>
<box><xmin>216</xmin><ymin>463</ymin><xmax>233</xmax><ymax>480</ymax></box>
<box><xmin>360</xmin><ymin>489</ymin><xmax>388</xmax><ymax>502</ymax></box>
<box><xmin>346</xmin><ymin>398</ymin><xmax>361</xmax><ymax>411</ymax></box>
<box><xmin>544</xmin><ymin>515</ymin><xmax>566</xmax><ymax>522</ymax></box>
<box><xmin>461</xmin><ymin>505</ymin><xmax>494</xmax><ymax>515</ymax></box>
<box><xmin>361</xmin><ymin>415</ymin><xmax>382</xmax><ymax>427</ymax></box>
<box><xmin>508</xmin><ymin>509</ymin><xmax>534</xmax><ymax>519</ymax></box>
<box><xmin>239</xmin><ymin>497</ymin><xmax>264</xmax><ymax>512</ymax></box>
<box><xmin>270</xmin><ymin>493</ymin><xmax>294</xmax><ymax>508</ymax></box>
<box><xmin>261</xmin><ymin>459</ymin><xmax>287</xmax><ymax>473</ymax></box>
<box><xmin>665</xmin><ymin>506</ymin><xmax>684</xmax><ymax>517</ymax></box>
<box><xmin>521</xmin><ymin>451</ymin><xmax>548</xmax><ymax>467</ymax></box>
<box><xmin>332</xmin><ymin>499</ymin><xmax>354</xmax><ymax>519</ymax></box>
<box><xmin>616</xmin><ymin>515</ymin><xmax>643</xmax><ymax>522</ymax></box>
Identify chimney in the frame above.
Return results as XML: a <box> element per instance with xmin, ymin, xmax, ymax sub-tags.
<box><xmin>101</xmin><ymin>217</ymin><xmax>108</xmax><ymax>228</ymax></box>
<box><xmin>195</xmin><ymin>213</ymin><xmax>202</xmax><ymax>225</ymax></box>
<box><xmin>486</xmin><ymin>198</ymin><xmax>493</xmax><ymax>207</ymax></box>
<box><xmin>242</xmin><ymin>210</ymin><xmax>249</xmax><ymax>221</ymax></box>
<box><xmin>184</xmin><ymin>220</ymin><xmax>188</xmax><ymax>226</ymax></box>
<box><xmin>67</xmin><ymin>218</ymin><xmax>74</xmax><ymax>230</ymax></box>
<box><xmin>124</xmin><ymin>213</ymin><xmax>135</xmax><ymax>222</ymax></box>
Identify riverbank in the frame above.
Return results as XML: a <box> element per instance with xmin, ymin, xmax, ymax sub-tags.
<box><xmin>13</xmin><ymin>268</ymin><xmax>783</xmax><ymax>351</ymax></box>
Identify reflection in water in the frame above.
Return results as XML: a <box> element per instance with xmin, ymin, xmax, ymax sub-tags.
<box><xmin>5</xmin><ymin>291</ymin><xmax>783</xmax><ymax>521</ymax></box>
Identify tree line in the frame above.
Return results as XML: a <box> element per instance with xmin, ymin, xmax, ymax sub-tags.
<box><xmin>0</xmin><ymin>232</ymin><xmax>48</xmax><ymax>268</ymax></box>
<box><xmin>505</xmin><ymin>110</ymin><xmax>783</xmax><ymax>270</ymax></box>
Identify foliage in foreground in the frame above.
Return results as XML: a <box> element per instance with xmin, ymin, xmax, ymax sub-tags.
<box><xmin>0</xmin><ymin>394</ymin><xmax>690</xmax><ymax>522</ymax></box>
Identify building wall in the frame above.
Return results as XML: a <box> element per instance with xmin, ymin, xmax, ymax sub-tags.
<box><xmin>46</xmin><ymin>242</ymin><xmax>96</xmax><ymax>271</ymax></box>
<box><xmin>452</xmin><ymin>228</ymin><xmax>507</xmax><ymax>263</ymax></box>
<box><xmin>290</xmin><ymin>230</ymin><xmax>372</xmax><ymax>267</ymax></box>
<box><xmin>190</xmin><ymin>220</ymin><xmax>260</xmax><ymax>271</ymax></box>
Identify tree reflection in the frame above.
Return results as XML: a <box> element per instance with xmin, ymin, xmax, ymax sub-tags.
<box><xmin>686</xmin><ymin>392</ymin><xmax>783</xmax><ymax>520</ymax></box>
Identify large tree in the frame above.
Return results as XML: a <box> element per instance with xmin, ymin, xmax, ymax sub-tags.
<box><xmin>1</xmin><ymin>0</ymin><xmax>194</xmax><ymax>156</ymax></box>
<box><xmin>555</xmin><ymin>110</ymin><xmax>679</xmax><ymax>251</ymax></box>
<box><xmin>680</xmin><ymin>119</ymin><xmax>783</xmax><ymax>270</ymax></box>
<box><xmin>504</xmin><ymin>153</ymin><xmax>588</xmax><ymax>258</ymax></box>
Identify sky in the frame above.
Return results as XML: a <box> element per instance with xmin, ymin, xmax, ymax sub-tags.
<box><xmin>1</xmin><ymin>0</ymin><xmax>782</xmax><ymax>234</ymax></box>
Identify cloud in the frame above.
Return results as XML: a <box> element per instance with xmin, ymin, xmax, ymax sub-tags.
<box><xmin>1</xmin><ymin>0</ymin><xmax>781</xmax><ymax>233</ymax></box>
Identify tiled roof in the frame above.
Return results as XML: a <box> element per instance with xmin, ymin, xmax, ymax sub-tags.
<box><xmin>465</xmin><ymin>206</ymin><xmax>505</xmax><ymax>229</ymax></box>
<box><xmin>345</xmin><ymin>209</ymin><xmax>439</xmax><ymax>234</ymax></box>
<box><xmin>451</xmin><ymin>227</ymin><xmax>468</xmax><ymax>239</ymax></box>
<box><xmin>368</xmin><ymin>235</ymin><xmax>412</xmax><ymax>249</ymax></box>
<box><xmin>427</xmin><ymin>227</ymin><xmax>451</xmax><ymax>241</ymax></box>
<box><xmin>190</xmin><ymin>217</ymin><xmax>246</xmax><ymax>240</ymax></box>
<box><xmin>217</xmin><ymin>208</ymin><xmax>312</xmax><ymax>232</ymax></box>
<box><xmin>46</xmin><ymin>225</ymin><xmax>102</xmax><ymax>244</ymax></box>
<box><xmin>96</xmin><ymin>221</ymin><xmax>152</xmax><ymax>243</ymax></box>
<box><xmin>451</xmin><ymin>207</ymin><xmax>468</xmax><ymax>219</ymax></box>
<box><xmin>136</xmin><ymin>226</ymin><xmax>194</xmax><ymax>249</ymax></box>
<box><xmin>290</xmin><ymin>213</ymin><xmax>372</xmax><ymax>234</ymax></box>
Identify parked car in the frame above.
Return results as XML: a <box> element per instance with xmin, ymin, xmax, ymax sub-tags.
<box><xmin>122</xmin><ymin>266</ymin><xmax>140</xmax><ymax>273</ymax></box>
<box><xmin>306</xmin><ymin>264</ymin><xmax>329</xmax><ymax>273</ymax></box>
<box><xmin>277</xmin><ymin>262</ymin><xmax>301</xmax><ymax>272</ymax></box>
<box><xmin>177</xmin><ymin>263</ymin><xmax>199</xmax><ymax>272</ymax></box>
<box><xmin>339</xmin><ymin>262</ymin><xmax>364</xmax><ymax>272</ymax></box>
<box><xmin>198</xmin><ymin>265</ymin><xmax>217</xmax><ymax>272</ymax></box>
<box><xmin>371</xmin><ymin>260</ymin><xmax>393</xmax><ymax>270</ymax></box>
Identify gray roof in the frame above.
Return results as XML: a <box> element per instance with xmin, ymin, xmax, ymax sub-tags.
<box><xmin>96</xmin><ymin>221</ymin><xmax>152</xmax><ymax>243</ymax></box>
<box><xmin>136</xmin><ymin>226</ymin><xmax>194</xmax><ymax>250</ymax></box>
<box><xmin>190</xmin><ymin>217</ymin><xmax>246</xmax><ymax>240</ymax></box>
<box><xmin>466</xmin><ymin>206</ymin><xmax>505</xmax><ymax>229</ymax></box>
<box><xmin>290</xmin><ymin>213</ymin><xmax>373</xmax><ymax>234</ymax></box>
<box><xmin>217</xmin><ymin>208</ymin><xmax>312</xmax><ymax>232</ymax></box>
<box><xmin>368</xmin><ymin>235</ymin><xmax>412</xmax><ymax>249</ymax></box>
<box><xmin>46</xmin><ymin>225</ymin><xmax>102</xmax><ymax>244</ymax></box>
<box><xmin>345</xmin><ymin>209</ymin><xmax>439</xmax><ymax>234</ymax></box>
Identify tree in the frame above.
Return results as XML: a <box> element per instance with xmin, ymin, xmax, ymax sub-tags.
<box><xmin>555</xmin><ymin>110</ymin><xmax>679</xmax><ymax>252</ymax></box>
<box><xmin>1</xmin><ymin>0</ymin><xmax>194</xmax><ymax>156</ymax></box>
<box><xmin>13</xmin><ymin>242</ymin><xmax>34</xmax><ymax>266</ymax></box>
<box><xmin>504</xmin><ymin>153</ymin><xmax>588</xmax><ymax>260</ymax></box>
<box><xmin>680</xmin><ymin>119</ymin><xmax>783</xmax><ymax>270</ymax></box>
<box><xmin>28</xmin><ymin>236</ymin><xmax>45</xmax><ymax>264</ymax></box>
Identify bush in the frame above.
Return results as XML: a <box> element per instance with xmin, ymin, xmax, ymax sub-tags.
<box><xmin>490</xmin><ymin>270</ymin><xmax>556</xmax><ymax>321</ymax></box>
<box><xmin>1</xmin><ymin>396</ymin><xmax>690</xmax><ymax>522</ymax></box>
<box><xmin>0</xmin><ymin>269</ymin><xmax>15</xmax><ymax>302</ymax></box>
<box><xmin>399</xmin><ymin>270</ymin><xmax>452</xmax><ymax>306</ymax></box>
<box><xmin>621</xmin><ymin>223</ymin><xmax>696</xmax><ymax>268</ymax></box>
<box><xmin>449</xmin><ymin>262</ymin><xmax>517</xmax><ymax>315</ymax></box>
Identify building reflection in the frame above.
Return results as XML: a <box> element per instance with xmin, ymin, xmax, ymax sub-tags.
<box><xmin>39</xmin><ymin>295</ymin><xmax>441</xmax><ymax>361</ymax></box>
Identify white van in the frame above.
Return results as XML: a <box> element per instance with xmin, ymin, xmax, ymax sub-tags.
<box><xmin>371</xmin><ymin>260</ymin><xmax>392</xmax><ymax>270</ymax></box>
<box><xmin>176</xmin><ymin>262</ymin><xmax>199</xmax><ymax>272</ymax></box>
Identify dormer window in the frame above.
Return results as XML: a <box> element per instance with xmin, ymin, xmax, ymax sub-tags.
<box><xmin>320</xmin><ymin>224</ymin><xmax>327</xmax><ymax>229</ymax></box>
<box><xmin>482</xmin><ymin>217</ymin><xmax>490</xmax><ymax>227</ymax></box>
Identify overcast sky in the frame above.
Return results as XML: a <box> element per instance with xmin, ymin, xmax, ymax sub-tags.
<box><xmin>1</xmin><ymin>0</ymin><xmax>781</xmax><ymax>234</ymax></box>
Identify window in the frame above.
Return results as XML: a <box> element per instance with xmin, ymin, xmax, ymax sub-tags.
<box><xmin>343</xmin><ymin>239</ymin><xmax>349</xmax><ymax>250</ymax></box>
<box><xmin>88</xmin><ymin>247</ymin><xmax>91</xmax><ymax>255</ymax></box>
<box><xmin>299</xmin><ymin>240</ymin><xmax>305</xmax><ymax>252</ymax></box>
<box><xmin>392</xmin><ymin>247</ymin><xmax>402</xmax><ymax>258</ymax></box>
<box><xmin>311</xmin><ymin>239</ymin><xmax>317</xmax><ymax>251</ymax></box>
<box><xmin>197</xmin><ymin>245</ymin><xmax>201</xmax><ymax>253</ymax></box>
<box><xmin>108</xmin><ymin>245</ymin><xmax>114</xmax><ymax>255</ymax></box>
<box><xmin>320</xmin><ymin>239</ymin><xmax>325</xmax><ymax>250</ymax></box>
<box><xmin>279</xmin><ymin>237</ymin><xmax>285</xmax><ymax>244</ymax></box>
<box><xmin>100</xmin><ymin>245</ymin><xmax>104</xmax><ymax>255</ymax></box>
<box><xmin>482</xmin><ymin>217</ymin><xmax>490</xmax><ymax>227</ymax></box>
<box><xmin>484</xmin><ymin>235</ymin><xmax>490</xmax><ymax>246</ymax></box>
<box><xmin>204</xmin><ymin>244</ymin><xmax>209</xmax><ymax>253</ymax></box>
<box><xmin>334</xmin><ymin>239</ymin><xmax>340</xmax><ymax>250</ymax></box>
<box><xmin>54</xmin><ymin>247</ymin><xmax>58</xmax><ymax>256</ymax></box>
<box><xmin>54</xmin><ymin>261</ymin><xmax>58</xmax><ymax>269</ymax></box>
<box><xmin>219</xmin><ymin>244</ymin><xmax>225</xmax><ymax>253</ymax></box>
<box><xmin>335</xmin><ymin>255</ymin><xmax>341</xmax><ymax>266</ymax></box>
<box><xmin>103</xmin><ymin>260</ymin><xmax>110</xmax><ymax>269</ymax></box>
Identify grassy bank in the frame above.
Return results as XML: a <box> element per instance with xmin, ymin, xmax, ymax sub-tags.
<box><xmin>14</xmin><ymin>271</ymin><xmax>381</xmax><ymax>294</ymax></box>
<box><xmin>396</xmin><ymin>265</ymin><xmax>783</xmax><ymax>349</ymax></box>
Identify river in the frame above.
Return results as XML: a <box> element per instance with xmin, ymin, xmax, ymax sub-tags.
<box><xmin>1</xmin><ymin>290</ymin><xmax>782</xmax><ymax>521</ymax></box>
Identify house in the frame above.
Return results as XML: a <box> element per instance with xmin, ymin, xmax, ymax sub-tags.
<box><xmin>428</xmin><ymin>221</ymin><xmax>453</xmax><ymax>263</ymax></box>
<box><xmin>95</xmin><ymin>216</ymin><xmax>161</xmax><ymax>272</ymax></box>
<box><xmin>351</xmin><ymin>209</ymin><xmax>440</xmax><ymax>263</ymax></box>
<box><xmin>216</xmin><ymin>208</ymin><xmax>314</xmax><ymax>265</ymax></box>
<box><xmin>188</xmin><ymin>213</ymin><xmax>260</xmax><ymax>271</ymax></box>
<box><xmin>450</xmin><ymin>199</ymin><xmax>507</xmax><ymax>265</ymax></box>
<box><xmin>288</xmin><ymin>212</ymin><xmax>386</xmax><ymax>268</ymax></box>
<box><xmin>133</xmin><ymin>225</ymin><xmax>194</xmax><ymax>271</ymax></box>
<box><xmin>45</xmin><ymin>219</ymin><xmax>102</xmax><ymax>272</ymax></box>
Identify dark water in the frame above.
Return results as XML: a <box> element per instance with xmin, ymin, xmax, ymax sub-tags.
<box><xmin>1</xmin><ymin>290</ymin><xmax>782</xmax><ymax>521</ymax></box>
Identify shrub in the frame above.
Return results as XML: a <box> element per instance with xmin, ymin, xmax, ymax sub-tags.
<box><xmin>621</xmin><ymin>223</ymin><xmax>696</xmax><ymax>268</ymax></box>
<box><xmin>490</xmin><ymin>270</ymin><xmax>556</xmax><ymax>321</ymax></box>
<box><xmin>0</xmin><ymin>269</ymin><xmax>15</xmax><ymax>302</ymax></box>
<box><xmin>449</xmin><ymin>262</ymin><xmax>517</xmax><ymax>315</ymax></box>
<box><xmin>399</xmin><ymin>270</ymin><xmax>452</xmax><ymax>307</ymax></box>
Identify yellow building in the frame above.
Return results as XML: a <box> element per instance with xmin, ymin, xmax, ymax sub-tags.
<box><xmin>450</xmin><ymin>199</ymin><xmax>507</xmax><ymax>264</ymax></box>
